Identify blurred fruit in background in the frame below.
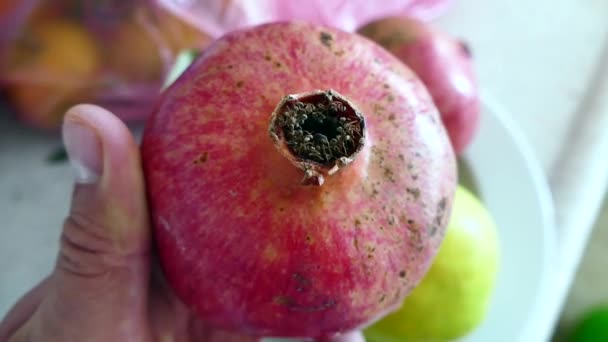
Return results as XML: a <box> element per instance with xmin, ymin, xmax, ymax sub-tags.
<box><xmin>0</xmin><ymin>0</ymin><xmax>211</xmax><ymax>131</ymax></box>
<box><xmin>1</xmin><ymin>0</ymin><xmax>454</xmax><ymax>132</ymax></box>
<box><xmin>2</xmin><ymin>16</ymin><xmax>101</xmax><ymax>130</ymax></box>
<box><xmin>364</xmin><ymin>185</ymin><xmax>500</xmax><ymax>341</ymax></box>
<box><xmin>358</xmin><ymin>16</ymin><xmax>480</xmax><ymax>155</ymax></box>
<box><xmin>0</xmin><ymin>1</ymin><xmax>18</xmax><ymax>17</ymax></box>
<box><xmin>107</xmin><ymin>19</ymin><xmax>166</xmax><ymax>82</ymax></box>
<box><xmin>107</xmin><ymin>6</ymin><xmax>211</xmax><ymax>83</ymax></box>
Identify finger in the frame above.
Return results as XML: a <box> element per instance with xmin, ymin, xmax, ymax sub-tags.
<box><xmin>26</xmin><ymin>104</ymin><xmax>152</xmax><ymax>341</ymax></box>
<box><xmin>0</xmin><ymin>276</ymin><xmax>51</xmax><ymax>340</ymax></box>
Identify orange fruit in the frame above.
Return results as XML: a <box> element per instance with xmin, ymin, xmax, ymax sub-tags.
<box><xmin>4</xmin><ymin>17</ymin><xmax>101</xmax><ymax>129</ymax></box>
<box><xmin>106</xmin><ymin>6</ymin><xmax>211</xmax><ymax>83</ymax></box>
<box><xmin>106</xmin><ymin>18</ymin><xmax>165</xmax><ymax>82</ymax></box>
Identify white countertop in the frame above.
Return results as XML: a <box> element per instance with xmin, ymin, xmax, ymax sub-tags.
<box><xmin>1</xmin><ymin>1</ymin><xmax>608</xmax><ymax>340</ymax></box>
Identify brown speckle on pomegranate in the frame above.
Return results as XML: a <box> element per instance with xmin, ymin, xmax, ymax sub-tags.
<box><xmin>320</xmin><ymin>31</ymin><xmax>333</xmax><ymax>48</ymax></box>
<box><xmin>406</xmin><ymin>187</ymin><xmax>421</xmax><ymax>200</ymax></box>
<box><xmin>193</xmin><ymin>152</ymin><xmax>208</xmax><ymax>164</ymax></box>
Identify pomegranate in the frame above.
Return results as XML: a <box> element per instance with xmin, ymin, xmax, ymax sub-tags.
<box><xmin>358</xmin><ymin>16</ymin><xmax>480</xmax><ymax>155</ymax></box>
<box><xmin>141</xmin><ymin>21</ymin><xmax>456</xmax><ymax>338</ymax></box>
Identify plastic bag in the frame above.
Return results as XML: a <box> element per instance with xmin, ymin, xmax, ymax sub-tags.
<box><xmin>157</xmin><ymin>0</ymin><xmax>453</xmax><ymax>38</ymax></box>
<box><xmin>0</xmin><ymin>0</ymin><xmax>453</xmax><ymax>130</ymax></box>
<box><xmin>0</xmin><ymin>0</ymin><xmax>211</xmax><ymax>130</ymax></box>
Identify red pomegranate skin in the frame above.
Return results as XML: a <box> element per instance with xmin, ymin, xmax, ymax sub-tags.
<box><xmin>142</xmin><ymin>21</ymin><xmax>456</xmax><ymax>338</ymax></box>
<box><xmin>358</xmin><ymin>16</ymin><xmax>480</xmax><ymax>155</ymax></box>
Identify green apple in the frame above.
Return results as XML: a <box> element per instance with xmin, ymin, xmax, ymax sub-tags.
<box><xmin>364</xmin><ymin>185</ymin><xmax>500</xmax><ymax>341</ymax></box>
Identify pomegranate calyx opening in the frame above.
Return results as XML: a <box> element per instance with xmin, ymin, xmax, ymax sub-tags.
<box><xmin>269</xmin><ymin>89</ymin><xmax>366</xmax><ymax>186</ymax></box>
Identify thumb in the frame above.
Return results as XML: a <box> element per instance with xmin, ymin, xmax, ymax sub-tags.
<box><xmin>29</xmin><ymin>104</ymin><xmax>151</xmax><ymax>340</ymax></box>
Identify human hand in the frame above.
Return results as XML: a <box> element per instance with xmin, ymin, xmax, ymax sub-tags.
<box><xmin>0</xmin><ymin>104</ymin><xmax>365</xmax><ymax>342</ymax></box>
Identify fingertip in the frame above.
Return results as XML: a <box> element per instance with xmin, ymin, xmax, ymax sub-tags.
<box><xmin>63</xmin><ymin>103</ymin><xmax>142</xmax><ymax>187</ymax></box>
<box><xmin>63</xmin><ymin>104</ymin><xmax>137</xmax><ymax>149</ymax></box>
<box><xmin>64</xmin><ymin>104</ymin><xmax>118</xmax><ymax>128</ymax></box>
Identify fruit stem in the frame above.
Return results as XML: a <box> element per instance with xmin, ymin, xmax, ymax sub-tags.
<box><xmin>269</xmin><ymin>89</ymin><xmax>366</xmax><ymax>186</ymax></box>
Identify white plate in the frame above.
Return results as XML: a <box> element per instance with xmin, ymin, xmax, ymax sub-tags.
<box><xmin>457</xmin><ymin>93</ymin><xmax>557</xmax><ymax>342</ymax></box>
